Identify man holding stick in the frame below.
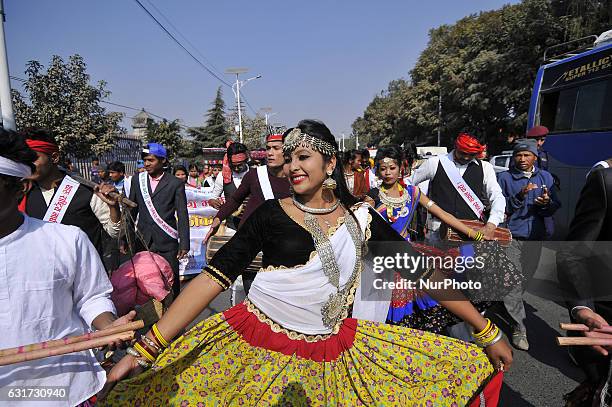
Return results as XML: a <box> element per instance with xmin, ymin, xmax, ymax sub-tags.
<box><xmin>20</xmin><ymin>129</ymin><xmax>121</xmax><ymax>258</ymax></box>
<box><xmin>0</xmin><ymin>130</ymin><xmax>135</xmax><ymax>406</ymax></box>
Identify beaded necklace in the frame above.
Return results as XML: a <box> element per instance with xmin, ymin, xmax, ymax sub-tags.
<box><xmin>379</xmin><ymin>183</ymin><xmax>410</xmax><ymax>222</ymax></box>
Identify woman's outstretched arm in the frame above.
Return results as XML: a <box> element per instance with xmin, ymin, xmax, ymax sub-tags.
<box><xmin>417</xmin><ymin>186</ymin><xmax>486</xmax><ymax>239</ymax></box>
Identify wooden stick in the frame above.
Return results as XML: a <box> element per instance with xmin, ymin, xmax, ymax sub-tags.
<box><xmin>0</xmin><ymin>320</ymin><xmax>144</xmax><ymax>357</ymax></box>
<box><xmin>70</xmin><ymin>174</ymin><xmax>138</xmax><ymax>208</ymax></box>
<box><xmin>0</xmin><ymin>331</ymin><xmax>134</xmax><ymax>366</ymax></box>
<box><xmin>559</xmin><ymin>323</ymin><xmax>612</xmax><ymax>334</ymax></box>
<box><xmin>557</xmin><ymin>336</ymin><xmax>612</xmax><ymax>346</ymax></box>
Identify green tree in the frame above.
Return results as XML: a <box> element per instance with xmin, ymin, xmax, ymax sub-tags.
<box><xmin>189</xmin><ymin>86</ymin><xmax>228</xmax><ymax>147</ymax></box>
<box><xmin>242</xmin><ymin>114</ymin><xmax>268</xmax><ymax>149</ymax></box>
<box><xmin>353</xmin><ymin>0</ymin><xmax>612</xmax><ymax>149</ymax></box>
<box><xmin>11</xmin><ymin>54</ymin><xmax>125</xmax><ymax>157</ymax></box>
<box><xmin>146</xmin><ymin>119</ymin><xmax>183</xmax><ymax>160</ymax></box>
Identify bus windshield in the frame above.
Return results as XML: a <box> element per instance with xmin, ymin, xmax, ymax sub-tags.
<box><xmin>537</xmin><ymin>45</ymin><xmax>612</xmax><ymax>133</ymax></box>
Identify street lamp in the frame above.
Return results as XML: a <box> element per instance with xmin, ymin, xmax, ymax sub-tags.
<box><xmin>225</xmin><ymin>68</ymin><xmax>262</xmax><ymax>143</ymax></box>
<box><xmin>260</xmin><ymin>107</ymin><xmax>278</xmax><ymax>127</ymax></box>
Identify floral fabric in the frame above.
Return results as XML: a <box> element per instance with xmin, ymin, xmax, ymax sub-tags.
<box><xmin>102</xmin><ymin>304</ymin><xmax>494</xmax><ymax>406</ymax></box>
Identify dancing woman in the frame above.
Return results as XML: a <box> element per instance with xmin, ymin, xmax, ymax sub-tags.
<box><xmin>373</xmin><ymin>145</ymin><xmax>491</xmax><ymax>333</ymax></box>
<box><xmin>100</xmin><ymin>120</ymin><xmax>512</xmax><ymax>406</ymax></box>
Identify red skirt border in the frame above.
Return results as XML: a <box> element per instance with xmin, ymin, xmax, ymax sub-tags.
<box><xmin>223</xmin><ymin>302</ymin><xmax>357</xmax><ymax>362</ymax></box>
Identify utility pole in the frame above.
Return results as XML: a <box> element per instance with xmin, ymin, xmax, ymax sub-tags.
<box><xmin>0</xmin><ymin>0</ymin><xmax>15</xmax><ymax>130</ymax></box>
<box><xmin>437</xmin><ymin>86</ymin><xmax>442</xmax><ymax>147</ymax></box>
<box><xmin>225</xmin><ymin>68</ymin><xmax>261</xmax><ymax>143</ymax></box>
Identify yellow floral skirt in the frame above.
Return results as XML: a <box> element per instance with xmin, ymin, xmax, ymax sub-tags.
<box><xmin>102</xmin><ymin>303</ymin><xmax>495</xmax><ymax>406</ymax></box>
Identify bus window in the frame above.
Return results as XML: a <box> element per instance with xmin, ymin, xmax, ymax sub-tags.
<box><xmin>540</xmin><ymin>77</ymin><xmax>612</xmax><ymax>132</ymax></box>
<box><xmin>554</xmin><ymin>88</ymin><xmax>577</xmax><ymax>131</ymax></box>
<box><xmin>573</xmin><ymin>80</ymin><xmax>608</xmax><ymax>130</ymax></box>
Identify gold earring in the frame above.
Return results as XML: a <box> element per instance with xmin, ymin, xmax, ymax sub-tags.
<box><xmin>322</xmin><ymin>170</ymin><xmax>336</xmax><ymax>190</ymax></box>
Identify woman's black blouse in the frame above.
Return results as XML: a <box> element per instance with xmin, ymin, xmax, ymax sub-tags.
<box><xmin>204</xmin><ymin>199</ymin><xmax>410</xmax><ymax>290</ymax></box>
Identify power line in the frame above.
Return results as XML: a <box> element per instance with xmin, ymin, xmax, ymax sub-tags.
<box><xmin>132</xmin><ymin>0</ymin><xmax>260</xmax><ymax>117</ymax></box>
<box><xmin>143</xmin><ymin>0</ymin><xmax>225</xmax><ymax>79</ymax></box>
<box><xmin>132</xmin><ymin>0</ymin><xmax>231</xmax><ymax>87</ymax></box>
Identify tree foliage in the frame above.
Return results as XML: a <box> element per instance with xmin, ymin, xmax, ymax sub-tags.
<box><xmin>227</xmin><ymin>113</ymin><xmax>268</xmax><ymax>149</ymax></box>
<box><xmin>146</xmin><ymin>119</ymin><xmax>183</xmax><ymax>160</ymax></box>
<box><xmin>353</xmin><ymin>0</ymin><xmax>612</xmax><ymax>149</ymax></box>
<box><xmin>12</xmin><ymin>54</ymin><xmax>125</xmax><ymax>157</ymax></box>
<box><xmin>189</xmin><ymin>86</ymin><xmax>228</xmax><ymax>148</ymax></box>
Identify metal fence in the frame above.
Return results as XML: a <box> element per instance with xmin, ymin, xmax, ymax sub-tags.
<box><xmin>69</xmin><ymin>135</ymin><xmax>142</xmax><ymax>181</ymax></box>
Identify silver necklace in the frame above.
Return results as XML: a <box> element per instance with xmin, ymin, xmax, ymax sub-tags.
<box><xmin>303</xmin><ymin>211</ymin><xmax>363</xmax><ymax>329</ymax></box>
<box><xmin>292</xmin><ymin>195</ymin><xmax>339</xmax><ymax>214</ymax></box>
<box><xmin>379</xmin><ymin>188</ymin><xmax>409</xmax><ymax>208</ymax></box>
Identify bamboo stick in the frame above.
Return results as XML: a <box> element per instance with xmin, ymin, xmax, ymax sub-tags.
<box><xmin>559</xmin><ymin>323</ymin><xmax>612</xmax><ymax>334</ymax></box>
<box><xmin>0</xmin><ymin>320</ymin><xmax>144</xmax><ymax>357</ymax></box>
<box><xmin>557</xmin><ymin>336</ymin><xmax>612</xmax><ymax>346</ymax></box>
<box><xmin>0</xmin><ymin>331</ymin><xmax>134</xmax><ymax>366</ymax></box>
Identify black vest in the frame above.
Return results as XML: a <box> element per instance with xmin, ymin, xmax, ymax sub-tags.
<box><xmin>26</xmin><ymin>177</ymin><xmax>104</xmax><ymax>254</ymax></box>
<box><xmin>429</xmin><ymin>160</ymin><xmax>488</xmax><ymax>220</ymax></box>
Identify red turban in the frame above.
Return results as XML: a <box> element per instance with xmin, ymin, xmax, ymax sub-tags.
<box><xmin>455</xmin><ymin>133</ymin><xmax>485</xmax><ymax>154</ymax></box>
<box><xmin>26</xmin><ymin>139</ymin><xmax>59</xmax><ymax>156</ymax></box>
<box><xmin>266</xmin><ymin>134</ymin><xmax>283</xmax><ymax>143</ymax></box>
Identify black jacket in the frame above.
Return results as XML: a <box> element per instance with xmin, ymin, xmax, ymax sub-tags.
<box><xmin>129</xmin><ymin>172</ymin><xmax>190</xmax><ymax>252</ymax></box>
<box><xmin>557</xmin><ymin>168</ymin><xmax>612</xmax><ymax>321</ymax></box>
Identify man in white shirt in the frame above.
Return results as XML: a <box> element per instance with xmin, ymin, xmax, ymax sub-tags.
<box><xmin>410</xmin><ymin>132</ymin><xmax>505</xmax><ymax>240</ymax></box>
<box><xmin>0</xmin><ymin>130</ymin><xmax>134</xmax><ymax>406</ymax></box>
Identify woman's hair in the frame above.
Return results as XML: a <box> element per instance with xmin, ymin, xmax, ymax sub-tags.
<box><xmin>403</xmin><ymin>143</ymin><xmax>417</xmax><ymax>166</ymax></box>
<box><xmin>0</xmin><ymin>129</ymin><xmax>37</xmax><ymax>195</ymax></box>
<box><xmin>284</xmin><ymin>119</ymin><xmax>358</xmax><ymax>208</ymax></box>
<box><xmin>188</xmin><ymin>163</ymin><xmax>199</xmax><ymax>172</ymax></box>
<box><xmin>342</xmin><ymin>149</ymin><xmax>361</xmax><ymax>166</ymax></box>
<box><xmin>374</xmin><ymin>144</ymin><xmax>405</xmax><ymax>170</ymax></box>
<box><xmin>174</xmin><ymin>165</ymin><xmax>187</xmax><ymax>175</ymax></box>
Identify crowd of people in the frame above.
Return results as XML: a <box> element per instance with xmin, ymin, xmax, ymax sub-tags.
<box><xmin>0</xmin><ymin>120</ymin><xmax>610</xmax><ymax>406</ymax></box>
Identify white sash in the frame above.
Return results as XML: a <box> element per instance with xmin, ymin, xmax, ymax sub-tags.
<box><xmin>439</xmin><ymin>155</ymin><xmax>484</xmax><ymax>220</ymax></box>
<box><xmin>139</xmin><ymin>172</ymin><xmax>179</xmax><ymax>239</ymax></box>
<box><xmin>43</xmin><ymin>175</ymin><xmax>80</xmax><ymax>223</ymax></box>
<box><xmin>256</xmin><ymin>166</ymin><xmax>274</xmax><ymax>200</ymax></box>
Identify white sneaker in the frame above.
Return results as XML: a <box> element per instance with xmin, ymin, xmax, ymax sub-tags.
<box><xmin>512</xmin><ymin>331</ymin><xmax>529</xmax><ymax>351</ymax></box>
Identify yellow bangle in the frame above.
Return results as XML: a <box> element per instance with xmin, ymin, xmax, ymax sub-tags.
<box><xmin>473</xmin><ymin>319</ymin><xmax>492</xmax><ymax>338</ymax></box>
<box><xmin>152</xmin><ymin>324</ymin><xmax>170</xmax><ymax>348</ymax></box>
<box><xmin>133</xmin><ymin>342</ymin><xmax>156</xmax><ymax>363</ymax></box>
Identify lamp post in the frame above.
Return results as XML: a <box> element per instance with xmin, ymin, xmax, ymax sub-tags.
<box><xmin>0</xmin><ymin>0</ymin><xmax>15</xmax><ymax>131</ymax></box>
<box><xmin>225</xmin><ymin>68</ymin><xmax>262</xmax><ymax>143</ymax></box>
<box><xmin>260</xmin><ymin>107</ymin><xmax>278</xmax><ymax>127</ymax></box>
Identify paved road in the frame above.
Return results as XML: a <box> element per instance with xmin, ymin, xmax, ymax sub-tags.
<box><xmin>186</xmin><ymin>246</ymin><xmax>585</xmax><ymax>406</ymax></box>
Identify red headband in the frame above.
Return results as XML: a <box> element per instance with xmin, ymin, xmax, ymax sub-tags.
<box><xmin>26</xmin><ymin>139</ymin><xmax>59</xmax><ymax>156</ymax></box>
<box><xmin>230</xmin><ymin>153</ymin><xmax>248</xmax><ymax>164</ymax></box>
<box><xmin>266</xmin><ymin>134</ymin><xmax>283</xmax><ymax>143</ymax></box>
<box><xmin>455</xmin><ymin>133</ymin><xmax>485</xmax><ymax>154</ymax></box>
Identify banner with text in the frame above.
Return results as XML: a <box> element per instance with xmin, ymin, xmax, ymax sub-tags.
<box><xmin>179</xmin><ymin>186</ymin><xmax>222</xmax><ymax>277</ymax></box>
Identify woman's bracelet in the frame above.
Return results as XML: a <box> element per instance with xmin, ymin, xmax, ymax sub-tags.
<box><xmin>473</xmin><ymin>319</ymin><xmax>492</xmax><ymax>338</ymax></box>
<box><xmin>126</xmin><ymin>346</ymin><xmax>152</xmax><ymax>369</ymax></box>
<box><xmin>425</xmin><ymin>200</ymin><xmax>435</xmax><ymax>210</ymax></box>
<box><xmin>133</xmin><ymin>342</ymin><xmax>156</xmax><ymax>363</ymax></box>
<box><xmin>142</xmin><ymin>335</ymin><xmax>162</xmax><ymax>354</ymax></box>
<box><xmin>151</xmin><ymin>324</ymin><xmax>170</xmax><ymax>348</ymax></box>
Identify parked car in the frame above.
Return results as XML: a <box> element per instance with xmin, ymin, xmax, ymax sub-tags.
<box><xmin>489</xmin><ymin>152</ymin><xmax>513</xmax><ymax>173</ymax></box>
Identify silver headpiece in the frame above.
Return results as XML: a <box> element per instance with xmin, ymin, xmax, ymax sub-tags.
<box><xmin>282</xmin><ymin>128</ymin><xmax>336</xmax><ymax>157</ymax></box>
